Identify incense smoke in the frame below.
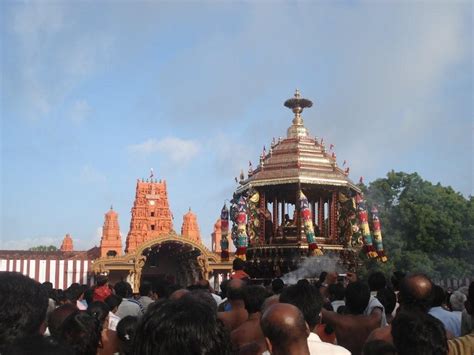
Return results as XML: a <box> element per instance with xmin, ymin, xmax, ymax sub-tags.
<box><xmin>281</xmin><ymin>255</ymin><xmax>347</xmax><ymax>285</ymax></box>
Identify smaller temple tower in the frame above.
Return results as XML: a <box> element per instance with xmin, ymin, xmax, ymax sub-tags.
<box><xmin>211</xmin><ymin>219</ymin><xmax>222</xmax><ymax>253</ymax></box>
<box><xmin>100</xmin><ymin>206</ymin><xmax>123</xmax><ymax>257</ymax></box>
<box><xmin>60</xmin><ymin>233</ymin><xmax>74</xmax><ymax>252</ymax></box>
<box><xmin>181</xmin><ymin>208</ymin><xmax>201</xmax><ymax>243</ymax></box>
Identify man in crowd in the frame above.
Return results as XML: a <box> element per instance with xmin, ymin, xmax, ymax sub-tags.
<box><xmin>448</xmin><ymin>281</ymin><xmax>474</xmax><ymax>354</ymax></box>
<box><xmin>137</xmin><ymin>281</ymin><xmax>155</xmax><ymax>312</ymax></box>
<box><xmin>231</xmin><ymin>258</ymin><xmax>250</xmax><ymax>280</ymax></box>
<box><xmin>218</xmin><ymin>278</ymin><xmax>248</xmax><ymax>331</ymax></box>
<box><xmin>368</xmin><ymin>271</ymin><xmax>387</xmax><ymax>297</ymax></box>
<box><xmin>280</xmin><ymin>280</ymin><xmax>350</xmax><ymax>354</ymax></box>
<box><xmin>429</xmin><ymin>284</ymin><xmax>462</xmax><ymax>337</ymax></box>
<box><xmin>114</xmin><ymin>281</ymin><xmax>143</xmax><ymax>318</ymax></box>
<box><xmin>231</xmin><ymin>285</ymin><xmax>270</xmax><ymax>351</ymax></box>
<box><xmin>368</xmin><ymin>273</ymin><xmax>434</xmax><ymax>344</ymax></box>
<box><xmin>392</xmin><ymin>311</ymin><xmax>448</xmax><ymax>355</ymax></box>
<box><xmin>261</xmin><ymin>303</ymin><xmax>310</xmax><ymax>355</ymax></box>
<box><xmin>0</xmin><ymin>272</ymin><xmax>49</xmax><ymax>351</ymax></box>
<box><xmin>322</xmin><ymin>280</ymin><xmax>383</xmax><ymax>355</ymax></box>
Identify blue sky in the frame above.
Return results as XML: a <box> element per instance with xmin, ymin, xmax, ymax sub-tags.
<box><xmin>1</xmin><ymin>0</ymin><xmax>472</xmax><ymax>251</ymax></box>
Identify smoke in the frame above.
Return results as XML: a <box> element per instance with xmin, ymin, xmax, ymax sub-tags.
<box><xmin>281</xmin><ymin>254</ymin><xmax>347</xmax><ymax>285</ymax></box>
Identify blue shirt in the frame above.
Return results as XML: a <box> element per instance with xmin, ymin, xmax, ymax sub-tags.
<box><xmin>429</xmin><ymin>306</ymin><xmax>462</xmax><ymax>337</ymax></box>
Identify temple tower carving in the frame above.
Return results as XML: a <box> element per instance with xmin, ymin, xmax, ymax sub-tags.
<box><xmin>211</xmin><ymin>219</ymin><xmax>222</xmax><ymax>253</ymax></box>
<box><xmin>125</xmin><ymin>178</ymin><xmax>173</xmax><ymax>253</ymax></box>
<box><xmin>100</xmin><ymin>207</ymin><xmax>123</xmax><ymax>257</ymax></box>
<box><xmin>181</xmin><ymin>208</ymin><xmax>201</xmax><ymax>243</ymax></box>
<box><xmin>60</xmin><ymin>233</ymin><xmax>74</xmax><ymax>252</ymax></box>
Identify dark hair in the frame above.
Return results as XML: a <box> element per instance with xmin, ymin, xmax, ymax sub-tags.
<box><xmin>227</xmin><ymin>281</ymin><xmax>245</xmax><ymax>301</ymax></box>
<box><xmin>233</xmin><ymin>258</ymin><xmax>246</xmax><ymax>271</ymax></box>
<box><xmin>117</xmin><ymin>316</ymin><xmax>138</xmax><ymax>355</ymax></box>
<box><xmin>468</xmin><ymin>281</ymin><xmax>474</xmax><ymax>310</ymax></box>
<box><xmin>87</xmin><ymin>301</ymin><xmax>110</xmax><ymax>329</ymax></box>
<box><xmin>391</xmin><ymin>311</ymin><xmax>448</xmax><ymax>355</ymax></box>
<box><xmin>271</xmin><ymin>278</ymin><xmax>285</xmax><ymax>294</ymax></box>
<box><xmin>139</xmin><ymin>281</ymin><xmax>153</xmax><ymax>297</ymax></box>
<box><xmin>59</xmin><ymin>311</ymin><xmax>101</xmax><ymax>355</ymax></box>
<box><xmin>104</xmin><ymin>294</ymin><xmax>122</xmax><ymax>311</ymax></box>
<box><xmin>243</xmin><ymin>285</ymin><xmax>270</xmax><ymax>314</ymax></box>
<box><xmin>345</xmin><ymin>281</ymin><xmax>370</xmax><ymax>315</ymax></box>
<box><xmin>431</xmin><ymin>285</ymin><xmax>446</xmax><ymax>308</ymax></box>
<box><xmin>368</xmin><ymin>272</ymin><xmax>387</xmax><ymax>292</ymax></box>
<box><xmin>132</xmin><ymin>297</ymin><xmax>231</xmax><ymax>354</ymax></box>
<box><xmin>96</xmin><ymin>275</ymin><xmax>108</xmax><ymax>287</ymax></box>
<box><xmin>48</xmin><ymin>303</ymin><xmax>78</xmax><ymax>339</ymax></box>
<box><xmin>185</xmin><ymin>290</ymin><xmax>218</xmax><ymax>313</ymax></box>
<box><xmin>391</xmin><ymin>271</ymin><xmax>406</xmax><ymax>291</ymax></box>
<box><xmin>114</xmin><ymin>281</ymin><xmax>133</xmax><ymax>298</ymax></box>
<box><xmin>3</xmin><ymin>335</ymin><xmax>72</xmax><ymax>355</ymax></box>
<box><xmin>363</xmin><ymin>340</ymin><xmax>397</xmax><ymax>355</ymax></box>
<box><xmin>280</xmin><ymin>282</ymin><xmax>322</xmax><ymax>329</ymax></box>
<box><xmin>328</xmin><ymin>283</ymin><xmax>345</xmax><ymax>301</ymax></box>
<box><xmin>0</xmin><ymin>272</ymin><xmax>49</xmax><ymax>349</ymax></box>
<box><xmin>376</xmin><ymin>288</ymin><xmax>397</xmax><ymax>315</ymax></box>
<box><xmin>65</xmin><ymin>284</ymin><xmax>85</xmax><ymax>303</ymax></box>
<box><xmin>83</xmin><ymin>287</ymin><xmax>94</xmax><ymax>305</ymax></box>
<box><xmin>220</xmin><ymin>279</ymin><xmax>230</xmax><ymax>297</ymax></box>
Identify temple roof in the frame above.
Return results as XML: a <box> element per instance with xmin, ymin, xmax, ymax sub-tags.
<box><xmin>237</xmin><ymin>90</ymin><xmax>360</xmax><ymax>194</ymax></box>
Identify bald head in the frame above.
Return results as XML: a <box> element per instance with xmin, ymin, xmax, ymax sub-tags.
<box><xmin>261</xmin><ymin>303</ymin><xmax>309</xmax><ymax>352</ymax></box>
<box><xmin>399</xmin><ymin>274</ymin><xmax>433</xmax><ymax>312</ymax></box>
<box><xmin>262</xmin><ymin>294</ymin><xmax>280</xmax><ymax>313</ymax></box>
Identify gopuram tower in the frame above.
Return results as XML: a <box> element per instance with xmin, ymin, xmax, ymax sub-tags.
<box><xmin>125</xmin><ymin>177</ymin><xmax>173</xmax><ymax>253</ymax></box>
<box><xmin>99</xmin><ymin>207</ymin><xmax>123</xmax><ymax>257</ymax></box>
<box><xmin>60</xmin><ymin>233</ymin><xmax>74</xmax><ymax>252</ymax></box>
<box><xmin>181</xmin><ymin>208</ymin><xmax>201</xmax><ymax>243</ymax></box>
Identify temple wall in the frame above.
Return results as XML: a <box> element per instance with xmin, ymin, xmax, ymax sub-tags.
<box><xmin>0</xmin><ymin>257</ymin><xmax>94</xmax><ymax>289</ymax></box>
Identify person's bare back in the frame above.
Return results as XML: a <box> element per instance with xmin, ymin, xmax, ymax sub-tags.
<box><xmin>322</xmin><ymin>308</ymin><xmax>382</xmax><ymax>355</ymax></box>
<box><xmin>218</xmin><ymin>303</ymin><xmax>248</xmax><ymax>331</ymax></box>
<box><xmin>231</xmin><ymin>315</ymin><xmax>264</xmax><ymax>350</ymax></box>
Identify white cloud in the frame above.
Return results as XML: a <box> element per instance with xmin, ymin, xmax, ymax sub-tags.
<box><xmin>128</xmin><ymin>137</ymin><xmax>201</xmax><ymax>165</ymax></box>
<box><xmin>79</xmin><ymin>165</ymin><xmax>106</xmax><ymax>184</ymax></box>
<box><xmin>70</xmin><ymin>99</ymin><xmax>91</xmax><ymax>123</ymax></box>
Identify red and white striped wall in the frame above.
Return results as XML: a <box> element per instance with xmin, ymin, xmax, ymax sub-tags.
<box><xmin>0</xmin><ymin>257</ymin><xmax>94</xmax><ymax>289</ymax></box>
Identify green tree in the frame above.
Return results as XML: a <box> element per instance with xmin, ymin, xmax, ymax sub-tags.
<box><xmin>360</xmin><ymin>171</ymin><xmax>473</xmax><ymax>279</ymax></box>
<box><xmin>28</xmin><ymin>245</ymin><xmax>58</xmax><ymax>252</ymax></box>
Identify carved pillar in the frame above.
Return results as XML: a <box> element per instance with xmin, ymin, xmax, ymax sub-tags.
<box><xmin>318</xmin><ymin>197</ymin><xmax>324</xmax><ymax>237</ymax></box>
<box><xmin>272</xmin><ymin>196</ymin><xmax>278</xmax><ymax>242</ymax></box>
<box><xmin>311</xmin><ymin>201</ymin><xmax>316</xmax><ymax>228</ymax></box>
<box><xmin>332</xmin><ymin>191</ymin><xmax>338</xmax><ymax>240</ymax></box>
<box><xmin>259</xmin><ymin>192</ymin><xmax>266</xmax><ymax>244</ymax></box>
<box><xmin>296</xmin><ymin>190</ymin><xmax>301</xmax><ymax>242</ymax></box>
<box><xmin>281</xmin><ymin>200</ymin><xmax>285</xmax><ymax>224</ymax></box>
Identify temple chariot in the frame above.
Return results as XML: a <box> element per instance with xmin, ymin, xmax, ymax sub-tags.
<box><xmin>219</xmin><ymin>90</ymin><xmax>387</xmax><ymax>280</ymax></box>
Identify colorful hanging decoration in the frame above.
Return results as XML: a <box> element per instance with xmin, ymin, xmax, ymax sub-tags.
<box><xmin>230</xmin><ymin>195</ymin><xmax>249</xmax><ymax>260</ymax></box>
<box><xmin>247</xmin><ymin>189</ymin><xmax>260</xmax><ymax>245</ymax></box>
<box><xmin>220</xmin><ymin>203</ymin><xmax>230</xmax><ymax>261</ymax></box>
<box><xmin>371</xmin><ymin>206</ymin><xmax>388</xmax><ymax>262</ymax></box>
<box><xmin>356</xmin><ymin>194</ymin><xmax>378</xmax><ymax>258</ymax></box>
<box><xmin>299</xmin><ymin>191</ymin><xmax>323</xmax><ymax>255</ymax></box>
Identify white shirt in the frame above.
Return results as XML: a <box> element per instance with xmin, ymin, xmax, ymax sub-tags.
<box><xmin>108</xmin><ymin>311</ymin><xmax>121</xmax><ymax>331</ymax></box>
<box><xmin>307</xmin><ymin>332</ymin><xmax>350</xmax><ymax>355</ymax></box>
<box><xmin>364</xmin><ymin>296</ymin><xmax>387</xmax><ymax>327</ymax></box>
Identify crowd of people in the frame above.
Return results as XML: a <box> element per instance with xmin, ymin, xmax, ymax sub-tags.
<box><xmin>0</xmin><ymin>259</ymin><xmax>473</xmax><ymax>355</ymax></box>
